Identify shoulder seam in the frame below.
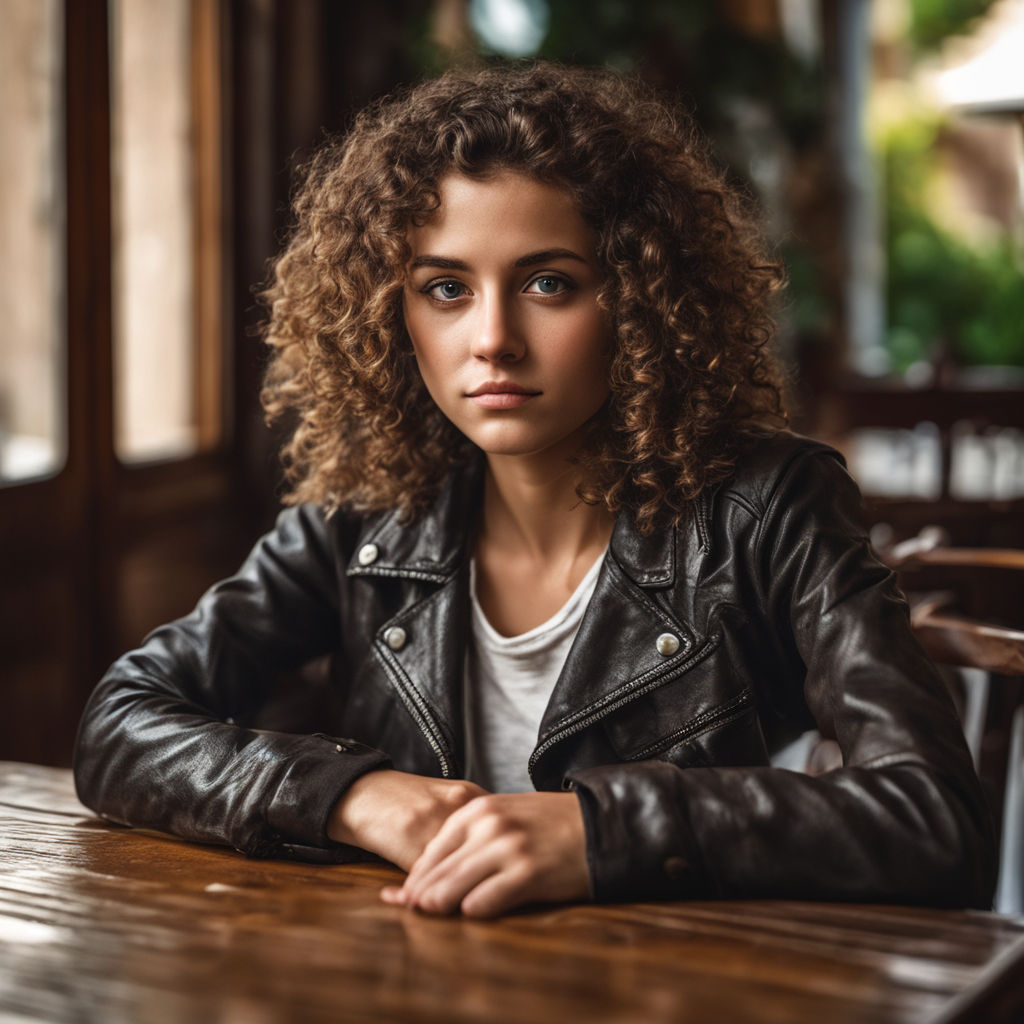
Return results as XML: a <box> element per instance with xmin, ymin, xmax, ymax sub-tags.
<box><xmin>721</xmin><ymin>491</ymin><xmax>760</xmax><ymax>519</ymax></box>
<box><xmin>753</xmin><ymin>446</ymin><xmax>839</xmax><ymax>563</ymax></box>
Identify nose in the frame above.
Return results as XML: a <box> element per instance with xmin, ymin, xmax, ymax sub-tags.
<box><xmin>470</xmin><ymin>293</ymin><xmax>524</xmax><ymax>363</ymax></box>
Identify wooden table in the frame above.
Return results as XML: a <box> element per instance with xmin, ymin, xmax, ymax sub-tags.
<box><xmin>2</xmin><ymin>762</ymin><xmax>1023</xmax><ymax>1023</ymax></box>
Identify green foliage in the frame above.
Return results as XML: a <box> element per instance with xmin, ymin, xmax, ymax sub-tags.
<box><xmin>908</xmin><ymin>0</ymin><xmax>996</xmax><ymax>55</ymax></box>
<box><xmin>536</xmin><ymin>0</ymin><xmax>825</xmax><ymax>147</ymax></box>
<box><xmin>883</xmin><ymin>118</ymin><xmax>1024</xmax><ymax>370</ymax></box>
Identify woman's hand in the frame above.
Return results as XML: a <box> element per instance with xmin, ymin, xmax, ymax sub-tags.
<box><xmin>327</xmin><ymin>770</ymin><xmax>487</xmax><ymax>871</ymax></box>
<box><xmin>380</xmin><ymin>791</ymin><xmax>590</xmax><ymax>918</ymax></box>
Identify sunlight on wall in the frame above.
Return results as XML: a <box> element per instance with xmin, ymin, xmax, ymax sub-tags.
<box><xmin>0</xmin><ymin>0</ymin><xmax>64</xmax><ymax>484</ymax></box>
<box><xmin>111</xmin><ymin>0</ymin><xmax>196</xmax><ymax>463</ymax></box>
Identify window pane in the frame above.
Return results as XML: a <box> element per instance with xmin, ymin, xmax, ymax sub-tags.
<box><xmin>112</xmin><ymin>0</ymin><xmax>201</xmax><ymax>463</ymax></box>
<box><xmin>0</xmin><ymin>0</ymin><xmax>65</xmax><ymax>484</ymax></box>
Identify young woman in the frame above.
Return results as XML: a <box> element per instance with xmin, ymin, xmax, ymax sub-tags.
<box><xmin>73</xmin><ymin>62</ymin><xmax>995</xmax><ymax>918</ymax></box>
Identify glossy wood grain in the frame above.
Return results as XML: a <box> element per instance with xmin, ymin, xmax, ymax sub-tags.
<box><xmin>910</xmin><ymin>594</ymin><xmax>1024</xmax><ymax>676</ymax></box>
<box><xmin>905</xmin><ymin>548</ymin><xmax>1024</xmax><ymax>572</ymax></box>
<box><xmin>885</xmin><ymin>542</ymin><xmax>1024</xmax><ymax>675</ymax></box>
<box><xmin>2</xmin><ymin>762</ymin><xmax>1023</xmax><ymax>1023</ymax></box>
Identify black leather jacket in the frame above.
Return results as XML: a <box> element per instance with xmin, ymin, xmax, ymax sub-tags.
<box><xmin>73</xmin><ymin>433</ymin><xmax>996</xmax><ymax>907</ymax></box>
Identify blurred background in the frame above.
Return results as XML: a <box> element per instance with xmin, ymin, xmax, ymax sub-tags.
<box><xmin>1</xmin><ymin>0</ymin><xmax>1022</xmax><ymax>765</ymax></box>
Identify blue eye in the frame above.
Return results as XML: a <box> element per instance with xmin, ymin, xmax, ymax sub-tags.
<box><xmin>527</xmin><ymin>275</ymin><xmax>568</xmax><ymax>295</ymax></box>
<box><xmin>425</xmin><ymin>280</ymin><xmax>467</xmax><ymax>301</ymax></box>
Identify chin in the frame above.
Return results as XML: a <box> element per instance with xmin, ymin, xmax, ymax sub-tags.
<box><xmin>457</xmin><ymin>415</ymin><xmax>599</xmax><ymax>462</ymax></box>
<box><xmin>472</xmin><ymin>440</ymin><xmax>547</xmax><ymax>458</ymax></box>
<box><xmin>471</xmin><ymin>432</ymin><xmax>585</xmax><ymax>462</ymax></box>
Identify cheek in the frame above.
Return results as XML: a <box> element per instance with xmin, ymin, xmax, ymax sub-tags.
<box><xmin>404</xmin><ymin>308</ymin><xmax>440</xmax><ymax>378</ymax></box>
<box><xmin>409</xmin><ymin>343</ymin><xmax>440</xmax><ymax>402</ymax></box>
<box><xmin>409</xmin><ymin>332</ymin><xmax>450</xmax><ymax>378</ymax></box>
<box><xmin>560</xmin><ymin>313</ymin><xmax>613</xmax><ymax>381</ymax></box>
<box><xmin>406</xmin><ymin>330</ymin><xmax>457</xmax><ymax>412</ymax></box>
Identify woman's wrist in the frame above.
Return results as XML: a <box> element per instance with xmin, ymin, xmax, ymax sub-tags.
<box><xmin>327</xmin><ymin>770</ymin><xmax>488</xmax><ymax>870</ymax></box>
<box><xmin>327</xmin><ymin>768</ymin><xmax>396</xmax><ymax>846</ymax></box>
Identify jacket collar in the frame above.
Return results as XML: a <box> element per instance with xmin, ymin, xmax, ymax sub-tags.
<box><xmin>346</xmin><ymin>461</ymin><xmax>483</xmax><ymax>584</ymax></box>
<box><xmin>346</xmin><ymin>460</ymin><xmax>679</xmax><ymax>589</ymax></box>
<box><xmin>609</xmin><ymin>512</ymin><xmax>675</xmax><ymax>587</ymax></box>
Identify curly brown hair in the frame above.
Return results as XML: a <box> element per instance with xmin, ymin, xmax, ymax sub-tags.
<box><xmin>261</xmin><ymin>61</ymin><xmax>787</xmax><ymax>533</ymax></box>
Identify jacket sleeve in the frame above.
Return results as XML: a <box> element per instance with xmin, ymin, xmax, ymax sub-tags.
<box><xmin>567</xmin><ymin>448</ymin><xmax>998</xmax><ymax>908</ymax></box>
<box><xmin>73</xmin><ymin>504</ymin><xmax>391</xmax><ymax>861</ymax></box>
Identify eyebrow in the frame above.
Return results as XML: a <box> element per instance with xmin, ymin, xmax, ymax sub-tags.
<box><xmin>408</xmin><ymin>248</ymin><xmax>588</xmax><ymax>271</ymax></box>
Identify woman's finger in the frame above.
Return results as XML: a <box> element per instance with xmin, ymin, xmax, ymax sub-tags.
<box><xmin>407</xmin><ymin>840</ymin><xmax>512</xmax><ymax>915</ymax></box>
<box><xmin>398</xmin><ymin>809</ymin><xmax>475</xmax><ymax>899</ymax></box>
<box><xmin>401</xmin><ymin>795</ymin><xmax>503</xmax><ymax>900</ymax></box>
<box><xmin>385</xmin><ymin>792</ymin><xmax>589</xmax><ymax>917</ymax></box>
<box><xmin>459</xmin><ymin>862</ymin><xmax>535</xmax><ymax>919</ymax></box>
<box><xmin>379</xmin><ymin>885</ymin><xmax>406</xmax><ymax>905</ymax></box>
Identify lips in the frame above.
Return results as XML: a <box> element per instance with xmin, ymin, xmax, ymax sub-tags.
<box><xmin>466</xmin><ymin>381</ymin><xmax>539</xmax><ymax>396</ymax></box>
<box><xmin>466</xmin><ymin>381</ymin><xmax>541</xmax><ymax>409</ymax></box>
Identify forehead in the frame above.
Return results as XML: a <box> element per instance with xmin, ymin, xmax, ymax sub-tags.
<box><xmin>406</xmin><ymin>172</ymin><xmax>594</xmax><ymax>256</ymax></box>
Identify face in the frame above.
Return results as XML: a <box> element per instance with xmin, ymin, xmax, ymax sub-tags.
<box><xmin>403</xmin><ymin>171</ymin><xmax>611</xmax><ymax>466</ymax></box>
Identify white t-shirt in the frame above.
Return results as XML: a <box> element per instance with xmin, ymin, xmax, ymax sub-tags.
<box><xmin>463</xmin><ymin>550</ymin><xmax>607</xmax><ymax>793</ymax></box>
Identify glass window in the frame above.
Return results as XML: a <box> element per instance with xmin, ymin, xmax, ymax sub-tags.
<box><xmin>0</xmin><ymin>0</ymin><xmax>65</xmax><ymax>484</ymax></box>
<box><xmin>112</xmin><ymin>0</ymin><xmax>218</xmax><ymax>463</ymax></box>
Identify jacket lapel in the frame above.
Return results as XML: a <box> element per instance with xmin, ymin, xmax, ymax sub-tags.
<box><xmin>538</xmin><ymin>515</ymin><xmax>698</xmax><ymax>738</ymax></box>
<box><xmin>369</xmin><ymin>568</ymin><xmax>471</xmax><ymax>777</ymax></box>
<box><xmin>345</xmin><ymin>468</ymin><xmax>710</xmax><ymax>781</ymax></box>
<box><xmin>345</xmin><ymin>464</ymin><xmax>482</xmax><ymax>776</ymax></box>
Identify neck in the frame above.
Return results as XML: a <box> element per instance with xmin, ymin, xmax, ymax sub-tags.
<box><xmin>480</xmin><ymin>449</ymin><xmax>614</xmax><ymax>566</ymax></box>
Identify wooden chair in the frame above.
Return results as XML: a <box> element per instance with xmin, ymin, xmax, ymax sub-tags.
<box><xmin>884</xmin><ymin>541</ymin><xmax>1024</xmax><ymax>916</ymax></box>
<box><xmin>805</xmin><ymin>366</ymin><xmax>1024</xmax><ymax>552</ymax></box>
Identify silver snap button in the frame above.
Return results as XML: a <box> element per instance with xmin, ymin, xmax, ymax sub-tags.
<box><xmin>384</xmin><ymin>626</ymin><xmax>407</xmax><ymax>651</ymax></box>
<box><xmin>357</xmin><ymin>543</ymin><xmax>379</xmax><ymax>566</ymax></box>
<box><xmin>656</xmin><ymin>633</ymin><xmax>680</xmax><ymax>657</ymax></box>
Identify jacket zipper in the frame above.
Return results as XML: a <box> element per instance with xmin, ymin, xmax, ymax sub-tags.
<box><xmin>527</xmin><ymin>631</ymin><xmax>722</xmax><ymax>779</ymax></box>
<box><xmin>625</xmin><ymin>685</ymin><xmax>754</xmax><ymax>761</ymax></box>
<box><xmin>378</xmin><ymin>645</ymin><xmax>454</xmax><ymax>777</ymax></box>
